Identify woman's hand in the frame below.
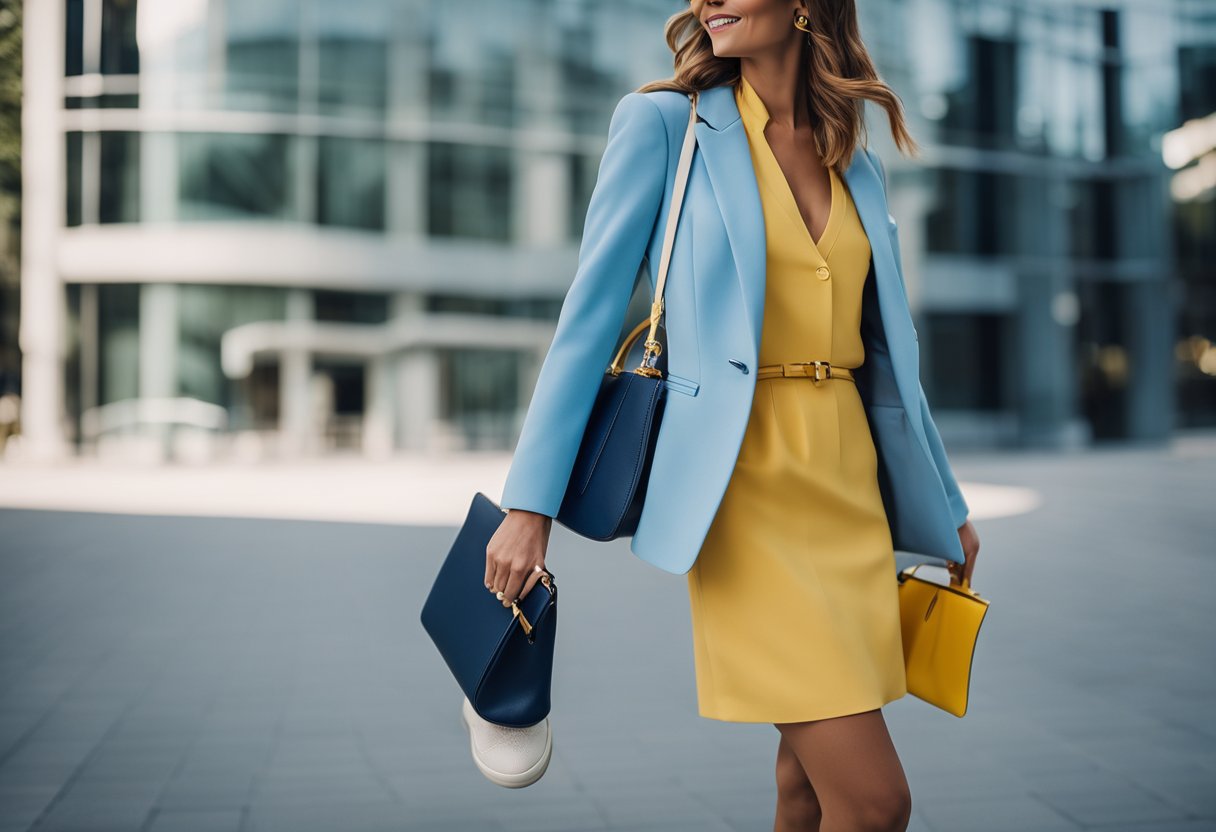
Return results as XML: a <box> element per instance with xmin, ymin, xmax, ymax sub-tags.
<box><xmin>485</xmin><ymin>508</ymin><xmax>553</xmax><ymax>607</ymax></box>
<box><xmin>946</xmin><ymin>519</ymin><xmax>980</xmax><ymax>585</ymax></box>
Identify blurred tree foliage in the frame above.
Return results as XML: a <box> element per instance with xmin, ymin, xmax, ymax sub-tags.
<box><xmin>0</xmin><ymin>0</ymin><xmax>19</xmax><ymax>397</ymax></box>
<box><xmin>0</xmin><ymin>0</ymin><xmax>16</xmax><ymax>203</ymax></box>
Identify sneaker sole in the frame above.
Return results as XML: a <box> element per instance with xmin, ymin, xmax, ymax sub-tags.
<box><xmin>460</xmin><ymin>700</ymin><xmax>553</xmax><ymax>789</ymax></box>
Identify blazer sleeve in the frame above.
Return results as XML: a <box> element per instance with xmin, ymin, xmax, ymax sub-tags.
<box><xmin>499</xmin><ymin>92</ymin><xmax>669</xmax><ymax>517</ymax></box>
<box><xmin>867</xmin><ymin>147</ymin><xmax>971</xmax><ymax>529</ymax></box>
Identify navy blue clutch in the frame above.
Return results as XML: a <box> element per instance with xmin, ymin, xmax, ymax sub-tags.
<box><xmin>420</xmin><ymin>491</ymin><xmax>558</xmax><ymax>728</ymax></box>
<box><xmin>553</xmin><ymin>93</ymin><xmax>700</xmax><ymax>542</ymax></box>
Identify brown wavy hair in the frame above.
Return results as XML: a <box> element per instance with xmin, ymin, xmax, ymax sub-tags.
<box><xmin>635</xmin><ymin>1</ymin><xmax>919</xmax><ymax>172</ymax></box>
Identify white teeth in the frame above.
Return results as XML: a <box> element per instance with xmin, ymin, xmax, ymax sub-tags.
<box><xmin>709</xmin><ymin>17</ymin><xmax>740</xmax><ymax>29</ymax></box>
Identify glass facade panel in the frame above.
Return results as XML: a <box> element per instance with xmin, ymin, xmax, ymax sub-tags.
<box><xmin>1179</xmin><ymin>41</ymin><xmax>1216</xmax><ymax>119</ymax></box>
<box><xmin>98</xmin><ymin>284</ymin><xmax>140</xmax><ymax>406</ymax></box>
<box><xmin>224</xmin><ymin>0</ymin><xmax>300</xmax><ymax>113</ymax></box>
<box><xmin>440</xmin><ymin>348</ymin><xmax>521</xmax><ymax>450</ymax></box>
<box><xmin>101</xmin><ymin>0</ymin><xmax>140</xmax><ymax>75</ymax></box>
<box><xmin>317</xmin><ymin>137</ymin><xmax>386</xmax><ymax>231</ymax></box>
<box><xmin>1119</xmin><ymin>11</ymin><xmax>1177</xmax><ymax>156</ymax></box>
<box><xmin>428</xmin><ymin>4</ymin><xmax>516</xmax><ymax>127</ymax></box>
<box><xmin>925</xmin><ymin>168</ymin><xmax>1018</xmax><ymax>257</ymax></box>
<box><xmin>99</xmin><ymin>132</ymin><xmax>141</xmax><ymax>224</ymax></box>
<box><xmin>427</xmin><ymin>142</ymin><xmax>512</xmax><ymax>241</ymax></box>
<box><xmin>315</xmin><ymin>0</ymin><xmax>390</xmax><ymax>115</ymax></box>
<box><xmin>178</xmin><ymin>132</ymin><xmax>299</xmax><ymax>221</ymax></box>
<box><xmin>572</xmin><ymin>2</ymin><xmax>671</xmax><ymax>127</ymax></box>
<box><xmin>65</xmin><ymin>0</ymin><xmax>84</xmax><ymax>76</ymax></box>
<box><xmin>177</xmin><ymin>285</ymin><xmax>288</xmax><ymax>408</ymax></box>
<box><xmin>427</xmin><ymin>294</ymin><xmax>562</xmax><ymax>320</ymax></box>
<box><xmin>66</xmin><ymin>131</ymin><xmax>83</xmax><ymax>227</ymax></box>
<box><xmin>313</xmin><ymin>290</ymin><xmax>388</xmax><ymax>324</ymax></box>
<box><xmin>924</xmin><ymin>312</ymin><xmax>1006</xmax><ymax>411</ymax></box>
<box><xmin>951</xmin><ymin>35</ymin><xmax>1017</xmax><ymax>149</ymax></box>
<box><xmin>1068</xmin><ymin>179</ymin><xmax>1117</xmax><ymax>262</ymax></box>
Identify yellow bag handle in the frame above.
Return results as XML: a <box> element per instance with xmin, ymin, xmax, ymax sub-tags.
<box><xmin>899</xmin><ymin>563</ymin><xmax>987</xmax><ymax>602</ymax></box>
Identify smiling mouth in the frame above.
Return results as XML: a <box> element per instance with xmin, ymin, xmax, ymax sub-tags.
<box><xmin>707</xmin><ymin>16</ymin><xmax>741</xmax><ymax>32</ymax></box>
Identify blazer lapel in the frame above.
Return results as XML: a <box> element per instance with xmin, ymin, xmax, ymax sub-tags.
<box><xmin>693</xmin><ymin>85</ymin><xmax>767</xmax><ymax>355</ymax></box>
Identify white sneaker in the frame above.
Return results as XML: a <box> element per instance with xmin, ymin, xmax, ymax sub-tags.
<box><xmin>460</xmin><ymin>695</ymin><xmax>552</xmax><ymax>788</ymax></box>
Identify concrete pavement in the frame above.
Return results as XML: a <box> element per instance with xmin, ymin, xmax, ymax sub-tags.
<box><xmin>0</xmin><ymin>433</ymin><xmax>1213</xmax><ymax>831</ymax></box>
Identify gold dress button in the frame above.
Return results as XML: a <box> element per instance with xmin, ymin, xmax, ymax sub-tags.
<box><xmin>816</xmin><ymin>266</ymin><xmax>831</xmax><ymax>281</ymax></box>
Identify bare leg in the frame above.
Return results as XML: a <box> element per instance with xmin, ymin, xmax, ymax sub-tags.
<box><xmin>774</xmin><ymin>731</ymin><xmax>822</xmax><ymax>831</ymax></box>
<box><xmin>774</xmin><ymin>708</ymin><xmax>911</xmax><ymax>832</ymax></box>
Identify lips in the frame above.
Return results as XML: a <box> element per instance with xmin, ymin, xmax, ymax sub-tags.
<box><xmin>706</xmin><ymin>14</ymin><xmax>741</xmax><ymax>32</ymax></box>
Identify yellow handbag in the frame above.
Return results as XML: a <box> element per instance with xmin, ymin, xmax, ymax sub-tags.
<box><xmin>896</xmin><ymin>564</ymin><xmax>990</xmax><ymax>717</ymax></box>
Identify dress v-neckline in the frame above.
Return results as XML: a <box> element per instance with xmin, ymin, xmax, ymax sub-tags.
<box><xmin>760</xmin><ymin>138</ymin><xmax>840</xmax><ymax>255</ymax></box>
<box><xmin>735</xmin><ymin>75</ymin><xmax>841</xmax><ymax>257</ymax></box>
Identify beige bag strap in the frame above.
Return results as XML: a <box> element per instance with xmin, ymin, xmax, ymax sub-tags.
<box><xmin>636</xmin><ymin>92</ymin><xmax>699</xmax><ymax>377</ymax></box>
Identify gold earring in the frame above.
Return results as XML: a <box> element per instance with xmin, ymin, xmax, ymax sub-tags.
<box><xmin>793</xmin><ymin>12</ymin><xmax>812</xmax><ymax>45</ymax></box>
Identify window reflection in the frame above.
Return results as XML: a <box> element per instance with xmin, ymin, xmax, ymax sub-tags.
<box><xmin>66</xmin><ymin>131</ymin><xmax>83</xmax><ymax>227</ymax></box>
<box><xmin>179</xmin><ymin>133</ymin><xmax>298</xmax><ymax>221</ymax></box>
<box><xmin>923</xmin><ymin>312</ymin><xmax>1006</xmax><ymax>411</ymax></box>
<box><xmin>427</xmin><ymin>143</ymin><xmax>512</xmax><ymax>241</ymax></box>
<box><xmin>101</xmin><ymin>0</ymin><xmax>140</xmax><ymax>75</ymax></box>
<box><xmin>99</xmin><ymin>132</ymin><xmax>141</xmax><ymax>224</ymax></box>
<box><xmin>225</xmin><ymin>0</ymin><xmax>300</xmax><ymax>113</ymax></box>
<box><xmin>925</xmin><ymin>168</ymin><xmax>1017</xmax><ymax>257</ymax></box>
<box><xmin>428</xmin><ymin>4</ymin><xmax>516</xmax><ymax>127</ymax></box>
<box><xmin>98</xmin><ymin>284</ymin><xmax>140</xmax><ymax>406</ymax></box>
<box><xmin>318</xmin><ymin>138</ymin><xmax>387</xmax><ymax>231</ymax></box>
<box><xmin>316</xmin><ymin>0</ymin><xmax>389</xmax><ymax>115</ymax></box>
<box><xmin>65</xmin><ymin>0</ymin><xmax>85</xmax><ymax>77</ymax></box>
<box><xmin>178</xmin><ymin>285</ymin><xmax>288</xmax><ymax>409</ymax></box>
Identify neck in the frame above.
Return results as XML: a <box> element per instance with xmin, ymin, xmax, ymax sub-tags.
<box><xmin>738</xmin><ymin>57</ymin><xmax>809</xmax><ymax>131</ymax></box>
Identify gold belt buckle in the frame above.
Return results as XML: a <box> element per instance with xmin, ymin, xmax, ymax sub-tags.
<box><xmin>807</xmin><ymin>360</ymin><xmax>831</xmax><ymax>382</ymax></box>
<box><xmin>783</xmin><ymin>361</ymin><xmax>832</xmax><ymax>382</ymax></box>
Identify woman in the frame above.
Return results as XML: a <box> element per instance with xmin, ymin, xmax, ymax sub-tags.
<box><xmin>484</xmin><ymin>1</ymin><xmax>982</xmax><ymax>828</ymax></box>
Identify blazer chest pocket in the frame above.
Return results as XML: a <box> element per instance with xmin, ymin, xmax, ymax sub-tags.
<box><xmin>664</xmin><ymin>372</ymin><xmax>699</xmax><ymax>397</ymax></box>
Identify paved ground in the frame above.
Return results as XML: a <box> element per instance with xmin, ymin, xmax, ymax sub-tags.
<box><xmin>0</xmin><ymin>433</ymin><xmax>1213</xmax><ymax>832</ymax></box>
<box><xmin>0</xmin><ymin>452</ymin><xmax>1039</xmax><ymax>528</ymax></box>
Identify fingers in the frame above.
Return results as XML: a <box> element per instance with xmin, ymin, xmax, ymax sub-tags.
<box><xmin>485</xmin><ymin>546</ymin><xmax>503</xmax><ymax>594</ymax></box>
<box><xmin>487</xmin><ymin>561</ymin><xmax>547</xmax><ymax>606</ymax></box>
<box><xmin>502</xmin><ymin>561</ymin><xmax>549</xmax><ymax>606</ymax></box>
<box><xmin>484</xmin><ymin>515</ymin><xmax>550</xmax><ymax>606</ymax></box>
<box><xmin>518</xmin><ymin>564</ymin><xmax>547</xmax><ymax>602</ymax></box>
<box><xmin>502</xmin><ymin>567</ymin><xmax>526</xmax><ymax>608</ymax></box>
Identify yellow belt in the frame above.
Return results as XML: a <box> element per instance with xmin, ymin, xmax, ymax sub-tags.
<box><xmin>755</xmin><ymin>361</ymin><xmax>856</xmax><ymax>383</ymax></box>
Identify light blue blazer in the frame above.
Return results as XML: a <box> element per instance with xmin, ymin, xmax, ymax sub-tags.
<box><xmin>500</xmin><ymin>83</ymin><xmax>970</xmax><ymax>575</ymax></box>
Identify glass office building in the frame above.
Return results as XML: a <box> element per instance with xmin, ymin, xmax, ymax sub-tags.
<box><xmin>19</xmin><ymin>0</ymin><xmax>1213</xmax><ymax>461</ymax></box>
<box><xmin>862</xmin><ymin>0</ymin><xmax>1212</xmax><ymax>446</ymax></box>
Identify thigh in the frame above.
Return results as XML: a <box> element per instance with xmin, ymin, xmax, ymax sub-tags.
<box><xmin>775</xmin><ymin>708</ymin><xmax>910</xmax><ymax>818</ymax></box>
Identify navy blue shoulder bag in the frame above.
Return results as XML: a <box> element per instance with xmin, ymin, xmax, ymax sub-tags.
<box><xmin>555</xmin><ymin>92</ymin><xmax>700</xmax><ymax>541</ymax></box>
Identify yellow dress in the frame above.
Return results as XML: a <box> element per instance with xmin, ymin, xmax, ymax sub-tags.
<box><xmin>685</xmin><ymin>75</ymin><xmax>908</xmax><ymax>723</ymax></box>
